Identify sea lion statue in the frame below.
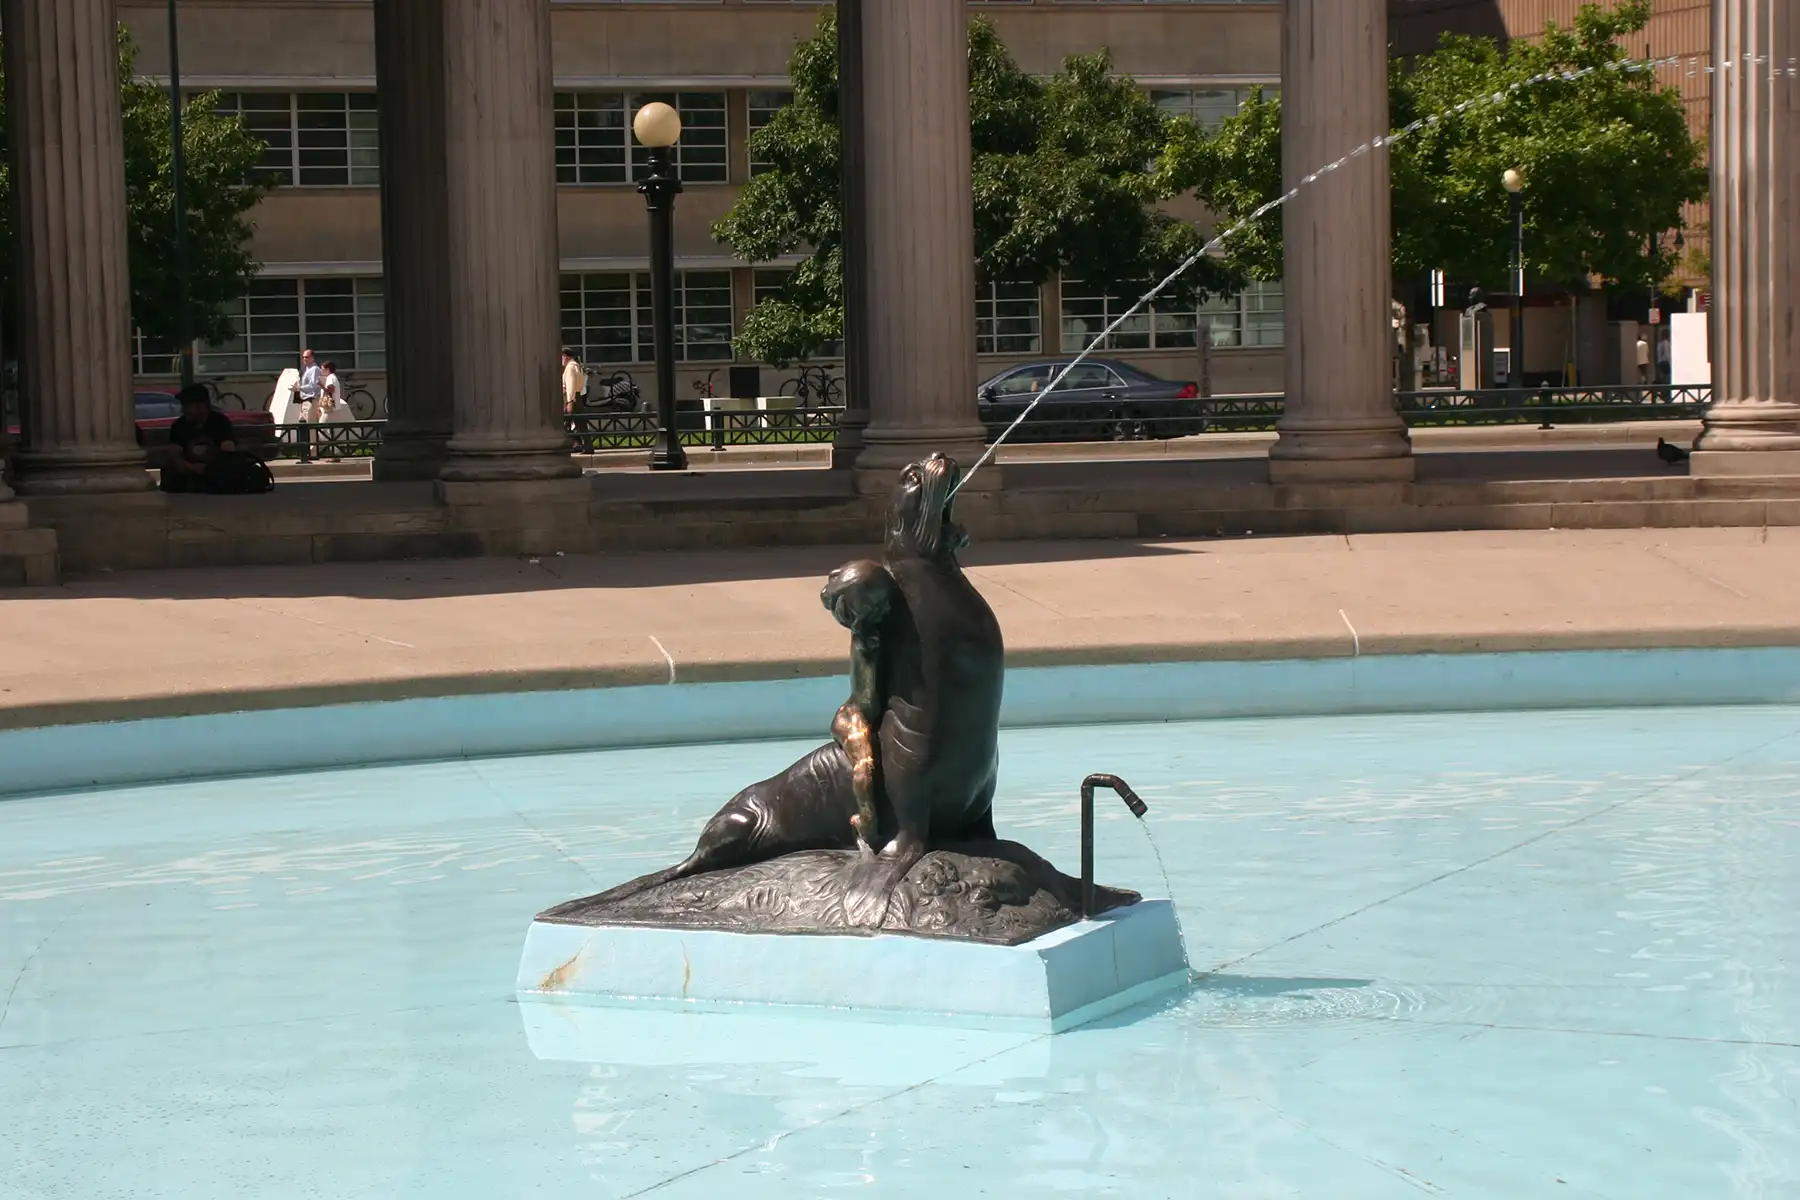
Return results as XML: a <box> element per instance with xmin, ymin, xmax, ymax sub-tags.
<box><xmin>583</xmin><ymin>453</ymin><xmax>1005</xmax><ymax>926</ymax></box>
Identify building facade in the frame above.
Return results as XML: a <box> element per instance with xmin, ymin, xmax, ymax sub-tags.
<box><xmin>119</xmin><ymin>0</ymin><xmax>1287</xmax><ymax>408</ymax></box>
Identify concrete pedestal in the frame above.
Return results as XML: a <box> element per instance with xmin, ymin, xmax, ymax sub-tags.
<box><xmin>516</xmin><ymin>899</ymin><xmax>1190</xmax><ymax>1033</ymax></box>
<box><xmin>0</xmin><ymin>500</ymin><xmax>58</xmax><ymax>586</ymax></box>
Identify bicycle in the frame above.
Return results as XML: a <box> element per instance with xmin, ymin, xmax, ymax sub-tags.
<box><xmin>778</xmin><ymin>364</ymin><xmax>844</xmax><ymax>409</ymax></box>
<box><xmin>345</xmin><ymin>385</ymin><xmax>383</xmax><ymax>421</ymax></box>
<box><xmin>201</xmin><ymin>378</ymin><xmax>248</xmax><ymax>412</ymax></box>
<box><xmin>691</xmin><ymin>368</ymin><xmax>720</xmax><ymax>402</ymax></box>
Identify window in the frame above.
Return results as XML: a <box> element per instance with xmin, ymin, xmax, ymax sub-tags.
<box><xmin>131</xmin><ymin>329</ymin><xmax>182</xmax><ymax>377</ymax></box>
<box><xmin>216</xmin><ymin>92</ymin><xmax>380</xmax><ymax>186</ymax></box>
<box><xmin>990</xmin><ymin>365</ymin><xmax>1053</xmax><ymax>397</ymax></box>
<box><xmin>195</xmin><ymin>277</ymin><xmax>386</xmax><ymax>375</ymax></box>
<box><xmin>1061</xmin><ymin>279</ymin><xmax>1284</xmax><ymax>351</ymax></box>
<box><xmin>554</xmin><ymin>92</ymin><xmax>728</xmax><ymax>184</ymax></box>
<box><xmin>975</xmin><ymin>281</ymin><xmax>1042</xmax><ymax>355</ymax></box>
<box><xmin>1150</xmin><ymin>86</ymin><xmax>1275</xmax><ymax>133</ymax></box>
<box><xmin>748</xmin><ymin>90</ymin><xmax>793</xmax><ymax>175</ymax></box>
<box><xmin>561</xmin><ymin>270</ymin><xmax>735</xmax><ymax>364</ymax></box>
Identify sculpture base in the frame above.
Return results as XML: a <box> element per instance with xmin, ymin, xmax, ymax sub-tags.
<box><xmin>516</xmin><ymin>898</ymin><xmax>1189</xmax><ymax>1032</ymax></box>
<box><xmin>539</xmin><ymin>840</ymin><xmax>1139</xmax><ymax>945</ymax></box>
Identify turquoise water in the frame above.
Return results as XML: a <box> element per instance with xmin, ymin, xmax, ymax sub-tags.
<box><xmin>3</xmin><ymin>706</ymin><xmax>1798</xmax><ymax>1198</ymax></box>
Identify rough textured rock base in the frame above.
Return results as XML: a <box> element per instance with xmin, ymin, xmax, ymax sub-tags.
<box><xmin>539</xmin><ymin>840</ymin><xmax>1140</xmax><ymax>947</ymax></box>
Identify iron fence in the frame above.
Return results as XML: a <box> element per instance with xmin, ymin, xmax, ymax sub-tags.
<box><xmin>254</xmin><ymin>385</ymin><xmax>1713</xmax><ymax>462</ymax></box>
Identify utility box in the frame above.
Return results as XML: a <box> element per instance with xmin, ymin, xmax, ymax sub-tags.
<box><xmin>728</xmin><ymin>365</ymin><xmax>762</xmax><ymax>400</ymax></box>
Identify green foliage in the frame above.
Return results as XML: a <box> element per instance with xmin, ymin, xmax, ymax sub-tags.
<box><xmin>0</xmin><ymin>29</ymin><xmax>266</xmax><ymax>351</ymax></box>
<box><xmin>715</xmin><ymin>11</ymin><xmax>1240</xmax><ymax>366</ymax></box>
<box><xmin>1161</xmin><ymin>0</ymin><xmax>1707</xmax><ymax>293</ymax></box>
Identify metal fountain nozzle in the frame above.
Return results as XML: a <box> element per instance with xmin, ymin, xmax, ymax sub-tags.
<box><xmin>1080</xmin><ymin>773</ymin><xmax>1149</xmax><ymax>918</ymax></box>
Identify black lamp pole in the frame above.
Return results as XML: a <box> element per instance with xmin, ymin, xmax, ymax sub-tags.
<box><xmin>1509</xmin><ymin>186</ymin><xmax>1525</xmax><ymax>390</ymax></box>
<box><xmin>639</xmin><ymin>146</ymin><xmax>687</xmax><ymax>471</ymax></box>
<box><xmin>167</xmin><ymin>0</ymin><xmax>195</xmax><ymax>387</ymax></box>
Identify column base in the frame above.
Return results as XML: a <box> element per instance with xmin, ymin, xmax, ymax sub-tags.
<box><xmin>856</xmin><ymin>422</ymin><xmax>989</xmax><ymax>475</ymax></box>
<box><xmin>1269</xmin><ymin>415</ymin><xmax>1414</xmax><ymax>484</ymax></box>
<box><xmin>12</xmin><ymin>447</ymin><xmax>153</xmax><ymax>496</ymax></box>
<box><xmin>1695</xmin><ymin>404</ymin><xmax>1800</xmax><ymax>456</ymax></box>
<box><xmin>830</xmin><ymin>412</ymin><xmax>870</xmax><ymax>472</ymax></box>
<box><xmin>439</xmin><ymin>432</ymin><xmax>580</xmax><ymax>483</ymax></box>
<box><xmin>373</xmin><ymin>430</ymin><xmax>453</xmax><ymax>482</ymax></box>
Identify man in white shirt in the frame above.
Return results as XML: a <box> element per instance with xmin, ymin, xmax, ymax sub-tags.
<box><xmin>295</xmin><ymin>348</ymin><xmax>321</xmax><ymax>422</ymax></box>
<box><xmin>561</xmin><ymin>348</ymin><xmax>585</xmax><ymax>414</ymax></box>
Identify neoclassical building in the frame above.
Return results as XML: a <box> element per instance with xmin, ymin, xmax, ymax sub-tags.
<box><xmin>109</xmin><ymin>0</ymin><xmax>1290</xmax><ymax>409</ymax></box>
<box><xmin>0</xmin><ymin>0</ymin><xmax>1792</xmax><ymax>580</ymax></box>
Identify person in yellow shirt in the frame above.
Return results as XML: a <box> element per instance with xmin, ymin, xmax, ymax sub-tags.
<box><xmin>561</xmin><ymin>348</ymin><xmax>586</xmax><ymax>414</ymax></box>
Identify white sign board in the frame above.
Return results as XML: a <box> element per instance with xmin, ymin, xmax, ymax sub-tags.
<box><xmin>1670</xmin><ymin>312</ymin><xmax>1710</xmax><ymax>387</ymax></box>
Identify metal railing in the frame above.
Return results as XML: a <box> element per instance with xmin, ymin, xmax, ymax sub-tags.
<box><xmin>252</xmin><ymin>384</ymin><xmax>1713</xmax><ymax>463</ymax></box>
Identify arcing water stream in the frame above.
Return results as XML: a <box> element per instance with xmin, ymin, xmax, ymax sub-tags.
<box><xmin>951</xmin><ymin>50</ymin><xmax>1792</xmax><ymax>496</ymax></box>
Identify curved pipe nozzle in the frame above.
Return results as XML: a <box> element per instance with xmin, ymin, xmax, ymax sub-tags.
<box><xmin>1080</xmin><ymin>773</ymin><xmax>1149</xmax><ymax>918</ymax></box>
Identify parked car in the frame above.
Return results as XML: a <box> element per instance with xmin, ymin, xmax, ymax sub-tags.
<box><xmin>976</xmin><ymin>359</ymin><xmax>1201</xmax><ymax>442</ymax></box>
<box><xmin>133</xmin><ymin>389</ymin><xmax>278</xmax><ymax>460</ymax></box>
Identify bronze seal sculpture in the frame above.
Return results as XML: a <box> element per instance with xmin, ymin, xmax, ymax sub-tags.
<box><xmin>540</xmin><ymin>454</ymin><xmax>1138</xmax><ymax>945</ymax></box>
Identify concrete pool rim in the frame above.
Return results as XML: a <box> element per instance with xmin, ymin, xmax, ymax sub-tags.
<box><xmin>3</xmin><ymin>645</ymin><xmax>1798</xmax><ymax>798</ymax></box>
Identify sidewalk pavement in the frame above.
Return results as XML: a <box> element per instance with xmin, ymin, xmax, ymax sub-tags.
<box><xmin>0</xmin><ymin>525</ymin><xmax>1793</xmax><ymax>730</ymax></box>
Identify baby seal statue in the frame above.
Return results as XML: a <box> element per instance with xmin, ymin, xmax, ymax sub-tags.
<box><xmin>572</xmin><ymin>454</ymin><xmax>1014</xmax><ymax>931</ymax></box>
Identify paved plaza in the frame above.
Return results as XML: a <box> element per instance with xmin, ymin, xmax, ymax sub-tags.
<box><xmin>3</xmin><ymin>525</ymin><xmax>1796</xmax><ymax>730</ymax></box>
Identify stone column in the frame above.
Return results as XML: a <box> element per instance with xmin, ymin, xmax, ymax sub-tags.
<box><xmin>854</xmin><ymin>0</ymin><xmax>987</xmax><ymax>481</ymax></box>
<box><xmin>371</xmin><ymin>0</ymin><xmax>454</xmax><ymax>482</ymax></box>
<box><xmin>1693</xmin><ymin>1</ymin><xmax>1800</xmax><ymax>476</ymax></box>
<box><xmin>1268</xmin><ymin>0</ymin><xmax>1413</xmax><ymax>484</ymax></box>
<box><xmin>832</xmin><ymin>0</ymin><xmax>870</xmax><ymax>470</ymax></box>
<box><xmin>2</xmin><ymin>0</ymin><xmax>150</xmax><ymax>494</ymax></box>
<box><xmin>436</xmin><ymin>0</ymin><xmax>577</xmax><ymax>484</ymax></box>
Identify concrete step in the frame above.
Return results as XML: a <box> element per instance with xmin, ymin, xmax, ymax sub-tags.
<box><xmin>0</xmin><ymin>525</ymin><xmax>59</xmax><ymax>587</ymax></box>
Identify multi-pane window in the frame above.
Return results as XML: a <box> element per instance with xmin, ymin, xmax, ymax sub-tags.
<box><xmin>554</xmin><ymin>92</ymin><xmax>729</xmax><ymax>185</ymax></box>
<box><xmin>747</xmin><ymin>90</ymin><xmax>793</xmax><ymax>175</ymax></box>
<box><xmin>1061</xmin><ymin>279</ymin><xmax>1285</xmax><ymax>351</ymax></box>
<box><xmin>194</xmin><ymin>278</ymin><xmax>386</xmax><ymax>375</ymax></box>
<box><xmin>131</xmin><ymin>330</ymin><xmax>182</xmax><ymax>377</ymax></box>
<box><xmin>561</xmin><ymin>270</ymin><xmax>734</xmax><ymax>364</ymax></box>
<box><xmin>215</xmin><ymin>93</ymin><xmax>380</xmax><ymax>186</ymax></box>
<box><xmin>975</xmin><ymin>281</ymin><xmax>1042</xmax><ymax>354</ymax></box>
<box><xmin>1150</xmin><ymin>86</ymin><xmax>1275</xmax><ymax>133</ymax></box>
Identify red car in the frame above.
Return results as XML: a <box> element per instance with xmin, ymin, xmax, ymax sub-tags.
<box><xmin>133</xmin><ymin>389</ymin><xmax>278</xmax><ymax>461</ymax></box>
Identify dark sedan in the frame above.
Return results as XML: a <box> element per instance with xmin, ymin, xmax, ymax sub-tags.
<box><xmin>976</xmin><ymin>359</ymin><xmax>1200</xmax><ymax>442</ymax></box>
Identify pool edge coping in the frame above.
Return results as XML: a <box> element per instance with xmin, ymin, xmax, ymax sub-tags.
<box><xmin>9</xmin><ymin>625</ymin><xmax>1800</xmax><ymax>734</ymax></box>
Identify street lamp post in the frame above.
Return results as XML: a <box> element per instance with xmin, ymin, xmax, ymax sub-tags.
<box><xmin>167</xmin><ymin>0</ymin><xmax>195</xmax><ymax>387</ymax></box>
<box><xmin>634</xmin><ymin>102</ymin><xmax>688</xmax><ymax>471</ymax></box>
<box><xmin>1503</xmin><ymin>168</ymin><xmax>1526</xmax><ymax>390</ymax></box>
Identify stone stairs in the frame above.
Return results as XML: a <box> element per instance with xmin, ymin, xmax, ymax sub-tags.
<box><xmin>0</xmin><ymin>501</ymin><xmax>58</xmax><ymax>586</ymax></box>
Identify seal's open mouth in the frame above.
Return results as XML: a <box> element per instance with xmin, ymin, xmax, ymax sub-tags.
<box><xmin>919</xmin><ymin>453</ymin><xmax>961</xmax><ymax>524</ymax></box>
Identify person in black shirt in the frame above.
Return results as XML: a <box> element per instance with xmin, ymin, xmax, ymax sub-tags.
<box><xmin>158</xmin><ymin>384</ymin><xmax>237</xmax><ymax>493</ymax></box>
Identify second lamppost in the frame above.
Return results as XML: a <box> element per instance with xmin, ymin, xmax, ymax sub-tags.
<box><xmin>1503</xmin><ymin>168</ymin><xmax>1526</xmax><ymax>390</ymax></box>
<box><xmin>635</xmin><ymin>102</ymin><xmax>688</xmax><ymax>471</ymax></box>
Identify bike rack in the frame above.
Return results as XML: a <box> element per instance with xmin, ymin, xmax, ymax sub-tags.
<box><xmin>1080</xmin><ymin>773</ymin><xmax>1149</xmax><ymax>919</ymax></box>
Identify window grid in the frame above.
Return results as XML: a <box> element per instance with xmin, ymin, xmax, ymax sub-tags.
<box><xmin>747</xmin><ymin>90</ymin><xmax>793</xmax><ymax>176</ymax></box>
<box><xmin>216</xmin><ymin>92</ymin><xmax>379</xmax><ymax>187</ymax></box>
<box><xmin>194</xmin><ymin>277</ymin><xmax>386</xmax><ymax>375</ymax></box>
<box><xmin>554</xmin><ymin>92</ymin><xmax>729</xmax><ymax>185</ymax></box>
<box><xmin>1149</xmin><ymin>86</ymin><xmax>1275</xmax><ymax>133</ymax></box>
<box><xmin>561</xmin><ymin>270</ymin><xmax>736</xmax><ymax>365</ymax></box>
<box><xmin>975</xmin><ymin>281</ymin><xmax>1042</xmax><ymax>355</ymax></box>
<box><xmin>1061</xmin><ymin>279</ymin><xmax>1284</xmax><ymax>351</ymax></box>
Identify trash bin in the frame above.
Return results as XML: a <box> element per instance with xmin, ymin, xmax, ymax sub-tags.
<box><xmin>729</xmin><ymin>365</ymin><xmax>761</xmax><ymax>400</ymax></box>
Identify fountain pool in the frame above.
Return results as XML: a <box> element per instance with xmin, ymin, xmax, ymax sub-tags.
<box><xmin>2</xmin><ymin>684</ymin><xmax>1797</xmax><ymax>1197</ymax></box>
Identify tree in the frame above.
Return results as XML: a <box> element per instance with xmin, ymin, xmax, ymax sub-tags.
<box><xmin>0</xmin><ymin>29</ymin><xmax>267</xmax><ymax>355</ymax></box>
<box><xmin>1160</xmin><ymin>1</ymin><xmax>1707</xmax><ymax>294</ymax></box>
<box><xmin>715</xmin><ymin>11</ymin><xmax>1242</xmax><ymax>366</ymax></box>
